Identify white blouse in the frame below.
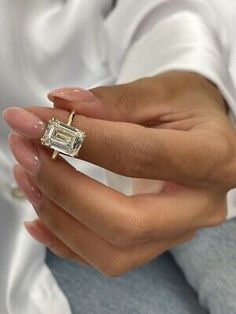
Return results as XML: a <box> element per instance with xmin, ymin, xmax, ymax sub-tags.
<box><xmin>0</xmin><ymin>1</ymin><xmax>236</xmax><ymax>313</ymax></box>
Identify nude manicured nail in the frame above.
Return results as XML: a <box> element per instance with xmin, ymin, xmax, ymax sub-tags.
<box><xmin>9</xmin><ymin>133</ymin><xmax>40</xmax><ymax>175</ymax></box>
<box><xmin>13</xmin><ymin>164</ymin><xmax>41</xmax><ymax>205</ymax></box>
<box><xmin>2</xmin><ymin>107</ymin><xmax>45</xmax><ymax>138</ymax></box>
<box><xmin>47</xmin><ymin>87</ymin><xmax>96</xmax><ymax>102</ymax></box>
<box><xmin>24</xmin><ymin>219</ymin><xmax>53</xmax><ymax>246</ymax></box>
<box><xmin>48</xmin><ymin>87</ymin><xmax>105</xmax><ymax>118</ymax></box>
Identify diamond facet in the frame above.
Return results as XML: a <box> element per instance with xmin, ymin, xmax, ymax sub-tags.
<box><xmin>41</xmin><ymin>118</ymin><xmax>86</xmax><ymax>157</ymax></box>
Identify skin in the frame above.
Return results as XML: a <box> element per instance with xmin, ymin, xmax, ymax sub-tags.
<box><xmin>3</xmin><ymin>71</ymin><xmax>236</xmax><ymax>277</ymax></box>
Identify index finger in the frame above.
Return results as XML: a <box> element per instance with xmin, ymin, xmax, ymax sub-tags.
<box><xmin>4</xmin><ymin>106</ymin><xmax>215</xmax><ymax>184</ymax></box>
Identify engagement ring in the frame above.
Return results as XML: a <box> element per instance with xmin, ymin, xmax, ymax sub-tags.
<box><xmin>41</xmin><ymin>111</ymin><xmax>86</xmax><ymax>160</ymax></box>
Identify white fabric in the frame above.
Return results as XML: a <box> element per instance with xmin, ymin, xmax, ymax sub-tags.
<box><xmin>0</xmin><ymin>0</ymin><xmax>236</xmax><ymax>313</ymax></box>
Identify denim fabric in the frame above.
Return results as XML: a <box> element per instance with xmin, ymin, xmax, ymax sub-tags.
<box><xmin>46</xmin><ymin>253</ymin><xmax>206</xmax><ymax>314</ymax></box>
<box><xmin>46</xmin><ymin>218</ymin><xmax>236</xmax><ymax>314</ymax></box>
<box><xmin>171</xmin><ymin>218</ymin><xmax>236</xmax><ymax>314</ymax></box>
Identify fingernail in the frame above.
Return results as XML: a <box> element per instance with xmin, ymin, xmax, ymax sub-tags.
<box><xmin>24</xmin><ymin>219</ymin><xmax>53</xmax><ymax>246</ymax></box>
<box><xmin>13</xmin><ymin>164</ymin><xmax>41</xmax><ymax>205</ymax></box>
<box><xmin>47</xmin><ymin>87</ymin><xmax>95</xmax><ymax>102</ymax></box>
<box><xmin>2</xmin><ymin>107</ymin><xmax>45</xmax><ymax>138</ymax></box>
<box><xmin>8</xmin><ymin>133</ymin><xmax>40</xmax><ymax>175</ymax></box>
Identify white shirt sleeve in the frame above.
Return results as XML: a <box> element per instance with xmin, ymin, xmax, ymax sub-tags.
<box><xmin>106</xmin><ymin>0</ymin><xmax>236</xmax><ymax>219</ymax></box>
<box><xmin>107</xmin><ymin>0</ymin><xmax>236</xmax><ymax>107</ymax></box>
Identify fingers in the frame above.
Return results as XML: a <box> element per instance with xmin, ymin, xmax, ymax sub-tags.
<box><xmin>10</xmin><ymin>133</ymin><xmax>226</xmax><ymax>245</ymax></box>
<box><xmin>18</xmin><ymin>170</ymin><xmax>196</xmax><ymax>276</ymax></box>
<box><xmin>11</xmin><ymin>141</ymin><xmax>139</xmax><ymax>247</ymax></box>
<box><xmin>11</xmin><ymin>134</ymin><xmax>226</xmax><ymax>251</ymax></box>
<box><xmin>25</xmin><ymin>218</ymin><xmax>90</xmax><ymax>265</ymax></box>
<box><xmin>4</xmin><ymin>107</ymin><xmax>218</xmax><ymax>184</ymax></box>
<box><xmin>34</xmin><ymin>194</ymin><xmax>194</xmax><ymax>277</ymax></box>
<box><xmin>14</xmin><ymin>166</ymin><xmax>119</xmax><ymax>274</ymax></box>
<box><xmin>8</xmin><ymin>135</ymin><xmax>182</xmax><ymax>246</ymax></box>
<box><xmin>132</xmin><ymin>186</ymin><xmax>227</xmax><ymax>237</ymax></box>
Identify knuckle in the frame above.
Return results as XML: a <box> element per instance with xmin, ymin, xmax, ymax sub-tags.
<box><xmin>45</xmin><ymin>214</ymin><xmax>62</xmax><ymax>234</ymax></box>
<box><xmin>138</xmin><ymin>76</ymin><xmax>169</xmax><ymax>100</ymax></box>
<box><xmin>100</xmin><ymin>254</ymin><xmax>127</xmax><ymax>278</ymax></box>
<box><xmin>36</xmin><ymin>198</ymin><xmax>63</xmax><ymax>234</ymax></box>
<box><xmin>122</xmin><ymin>131</ymin><xmax>155</xmax><ymax>178</ymax></box>
<box><xmin>113</xmin><ymin>136</ymin><xmax>140</xmax><ymax>177</ymax></box>
<box><xmin>205</xmin><ymin>128</ymin><xmax>235</xmax><ymax>186</ymax></box>
<box><xmin>210</xmin><ymin>208</ymin><xmax>227</xmax><ymax>227</ymax></box>
<box><xmin>102</xmin><ymin>266</ymin><xmax>124</xmax><ymax>278</ymax></box>
<box><xmin>205</xmin><ymin>204</ymin><xmax>227</xmax><ymax>227</ymax></box>
<box><xmin>218</xmin><ymin>133</ymin><xmax>236</xmax><ymax>187</ymax></box>
<box><xmin>153</xmin><ymin>79</ymin><xmax>170</xmax><ymax>101</ymax></box>
<box><xmin>107</xmin><ymin>227</ymin><xmax>131</xmax><ymax>249</ymax></box>
<box><xmin>109</xmin><ymin>214</ymin><xmax>149</xmax><ymax>248</ymax></box>
<box><xmin>50</xmin><ymin>245</ymin><xmax>72</xmax><ymax>260</ymax></box>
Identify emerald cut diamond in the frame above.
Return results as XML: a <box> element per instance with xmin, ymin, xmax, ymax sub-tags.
<box><xmin>41</xmin><ymin>118</ymin><xmax>86</xmax><ymax>157</ymax></box>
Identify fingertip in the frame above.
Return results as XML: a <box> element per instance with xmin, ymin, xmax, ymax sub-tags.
<box><xmin>2</xmin><ymin>107</ymin><xmax>20</xmax><ymax>124</ymax></box>
<box><xmin>47</xmin><ymin>87</ymin><xmax>89</xmax><ymax>103</ymax></box>
<box><xmin>13</xmin><ymin>163</ymin><xmax>41</xmax><ymax>205</ymax></box>
<box><xmin>8</xmin><ymin>132</ymin><xmax>17</xmax><ymax>146</ymax></box>
<box><xmin>24</xmin><ymin>219</ymin><xmax>51</xmax><ymax>245</ymax></box>
<box><xmin>3</xmin><ymin>107</ymin><xmax>45</xmax><ymax>138</ymax></box>
<box><xmin>13</xmin><ymin>163</ymin><xmax>23</xmax><ymax>177</ymax></box>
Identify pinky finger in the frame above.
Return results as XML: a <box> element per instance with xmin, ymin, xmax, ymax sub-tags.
<box><xmin>24</xmin><ymin>218</ymin><xmax>90</xmax><ymax>266</ymax></box>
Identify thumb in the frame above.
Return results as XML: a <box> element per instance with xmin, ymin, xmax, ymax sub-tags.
<box><xmin>47</xmin><ymin>87</ymin><xmax>110</xmax><ymax>120</ymax></box>
<box><xmin>47</xmin><ymin>79</ymin><xmax>164</xmax><ymax>124</ymax></box>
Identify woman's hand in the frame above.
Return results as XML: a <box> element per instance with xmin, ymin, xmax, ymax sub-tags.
<box><xmin>3</xmin><ymin>71</ymin><xmax>236</xmax><ymax>276</ymax></box>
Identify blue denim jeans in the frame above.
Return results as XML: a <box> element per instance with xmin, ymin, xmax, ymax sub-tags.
<box><xmin>46</xmin><ymin>218</ymin><xmax>236</xmax><ymax>314</ymax></box>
